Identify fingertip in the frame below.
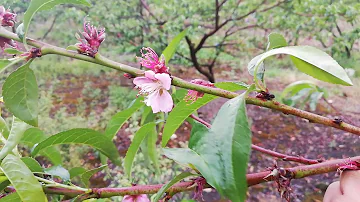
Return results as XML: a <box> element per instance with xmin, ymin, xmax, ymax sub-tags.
<box><xmin>340</xmin><ymin>170</ymin><xmax>360</xmax><ymax>195</ymax></box>
<box><xmin>324</xmin><ymin>181</ymin><xmax>341</xmax><ymax>202</ymax></box>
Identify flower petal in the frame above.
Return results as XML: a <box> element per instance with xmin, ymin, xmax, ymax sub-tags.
<box><xmin>155</xmin><ymin>73</ymin><xmax>171</xmax><ymax>90</ymax></box>
<box><xmin>135</xmin><ymin>194</ymin><xmax>150</xmax><ymax>202</ymax></box>
<box><xmin>146</xmin><ymin>89</ymin><xmax>173</xmax><ymax>113</ymax></box>
<box><xmin>0</xmin><ymin>7</ymin><xmax>4</xmax><ymax>15</ymax></box>
<box><xmin>159</xmin><ymin>90</ymin><xmax>174</xmax><ymax>112</ymax></box>
<box><xmin>133</xmin><ymin>76</ymin><xmax>153</xmax><ymax>86</ymax></box>
<box><xmin>144</xmin><ymin>70</ymin><xmax>156</xmax><ymax>80</ymax></box>
<box><xmin>146</xmin><ymin>91</ymin><xmax>161</xmax><ymax>113</ymax></box>
<box><xmin>122</xmin><ymin>195</ymin><xmax>135</xmax><ymax>202</ymax></box>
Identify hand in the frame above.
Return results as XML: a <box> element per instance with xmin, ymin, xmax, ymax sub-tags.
<box><xmin>323</xmin><ymin>170</ymin><xmax>360</xmax><ymax>202</ymax></box>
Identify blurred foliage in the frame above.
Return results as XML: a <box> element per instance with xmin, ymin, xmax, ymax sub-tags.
<box><xmin>260</xmin><ymin>0</ymin><xmax>360</xmax><ymax>61</ymax></box>
<box><xmin>281</xmin><ymin>80</ymin><xmax>328</xmax><ymax>111</ymax></box>
<box><xmin>3</xmin><ymin>0</ymin><xmax>360</xmax><ymax>79</ymax></box>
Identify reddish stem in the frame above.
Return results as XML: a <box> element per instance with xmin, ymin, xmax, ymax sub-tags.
<box><xmin>190</xmin><ymin>114</ymin><xmax>321</xmax><ymax>165</ymax></box>
<box><xmin>39</xmin><ymin>156</ymin><xmax>360</xmax><ymax>199</ymax></box>
<box><xmin>251</xmin><ymin>145</ymin><xmax>322</xmax><ymax>164</ymax></box>
<box><xmin>189</xmin><ymin>114</ymin><xmax>211</xmax><ymax>128</ymax></box>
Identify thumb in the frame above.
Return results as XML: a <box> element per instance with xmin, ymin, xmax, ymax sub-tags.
<box><xmin>339</xmin><ymin>170</ymin><xmax>360</xmax><ymax>195</ymax></box>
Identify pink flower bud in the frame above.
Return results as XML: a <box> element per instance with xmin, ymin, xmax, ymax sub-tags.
<box><xmin>137</xmin><ymin>47</ymin><xmax>169</xmax><ymax>74</ymax></box>
<box><xmin>0</xmin><ymin>36</ymin><xmax>16</xmax><ymax>51</ymax></box>
<box><xmin>122</xmin><ymin>194</ymin><xmax>150</xmax><ymax>202</ymax></box>
<box><xmin>74</xmin><ymin>20</ymin><xmax>105</xmax><ymax>57</ymax></box>
<box><xmin>123</xmin><ymin>73</ymin><xmax>134</xmax><ymax>79</ymax></box>
<box><xmin>185</xmin><ymin>79</ymin><xmax>215</xmax><ymax>103</ymax></box>
<box><xmin>0</xmin><ymin>6</ymin><xmax>16</xmax><ymax>27</ymax></box>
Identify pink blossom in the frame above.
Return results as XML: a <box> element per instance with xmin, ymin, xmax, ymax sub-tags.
<box><xmin>133</xmin><ymin>70</ymin><xmax>173</xmax><ymax>113</ymax></box>
<box><xmin>75</xmin><ymin>20</ymin><xmax>105</xmax><ymax>57</ymax></box>
<box><xmin>122</xmin><ymin>194</ymin><xmax>150</xmax><ymax>202</ymax></box>
<box><xmin>185</xmin><ymin>79</ymin><xmax>215</xmax><ymax>103</ymax></box>
<box><xmin>138</xmin><ymin>47</ymin><xmax>168</xmax><ymax>74</ymax></box>
<box><xmin>0</xmin><ymin>6</ymin><xmax>16</xmax><ymax>27</ymax></box>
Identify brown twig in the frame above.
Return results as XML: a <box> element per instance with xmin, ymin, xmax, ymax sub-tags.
<box><xmin>41</xmin><ymin>13</ymin><xmax>59</xmax><ymax>40</ymax></box>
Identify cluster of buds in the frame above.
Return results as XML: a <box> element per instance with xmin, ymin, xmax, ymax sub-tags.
<box><xmin>193</xmin><ymin>177</ymin><xmax>206</xmax><ymax>200</ymax></box>
<box><xmin>333</xmin><ymin>117</ymin><xmax>343</xmax><ymax>125</ymax></box>
<box><xmin>0</xmin><ymin>6</ymin><xmax>16</xmax><ymax>27</ymax></box>
<box><xmin>264</xmin><ymin>163</ymin><xmax>293</xmax><ymax>202</ymax></box>
<box><xmin>75</xmin><ymin>20</ymin><xmax>105</xmax><ymax>57</ymax></box>
<box><xmin>0</xmin><ymin>6</ymin><xmax>16</xmax><ymax>51</ymax></box>
<box><xmin>20</xmin><ymin>48</ymin><xmax>42</xmax><ymax>61</ymax></box>
<box><xmin>256</xmin><ymin>90</ymin><xmax>275</xmax><ymax>101</ymax></box>
<box><xmin>184</xmin><ymin>79</ymin><xmax>215</xmax><ymax>103</ymax></box>
<box><xmin>137</xmin><ymin>47</ymin><xmax>169</xmax><ymax>74</ymax></box>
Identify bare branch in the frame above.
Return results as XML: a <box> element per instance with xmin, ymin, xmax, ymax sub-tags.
<box><xmin>41</xmin><ymin>13</ymin><xmax>60</xmax><ymax>40</ymax></box>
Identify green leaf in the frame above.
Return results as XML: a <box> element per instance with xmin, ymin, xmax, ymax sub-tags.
<box><xmin>16</xmin><ymin>23</ymin><xmax>24</xmax><ymax>40</ymax></box>
<box><xmin>80</xmin><ymin>165</ymin><xmax>107</xmax><ymax>187</ymax></box>
<box><xmin>0</xmin><ymin>179</ymin><xmax>10</xmax><ymax>192</ymax></box>
<box><xmin>0</xmin><ymin>192</ymin><xmax>21</xmax><ymax>201</ymax></box>
<box><xmin>162</xmin><ymin>29</ymin><xmax>187</xmax><ymax>64</ymax></box>
<box><xmin>140</xmin><ymin>106</ymin><xmax>155</xmax><ymax>125</ymax></box>
<box><xmin>0</xmin><ymin>116</ymin><xmax>10</xmax><ymax>139</ymax></box>
<box><xmin>162</xmin><ymin>82</ymin><xmax>248</xmax><ymax>147</ymax></box>
<box><xmin>0</xmin><ymin>117</ymin><xmax>29</xmax><ymax>160</ymax></box>
<box><xmin>0</xmin><ymin>58</ymin><xmax>24</xmax><ymax>75</ymax></box>
<box><xmin>281</xmin><ymin>80</ymin><xmax>317</xmax><ymax>99</ymax></box>
<box><xmin>162</xmin><ymin>148</ymin><xmax>217</xmax><ymax>188</ymax></box>
<box><xmin>147</xmin><ymin>126</ymin><xmax>159</xmax><ymax>173</ymax></box>
<box><xmin>248</xmin><ymin>46</ymin><xmax>353</xmax><ymax>86</ymax></box>
<box><xmin>0</xmin><ymin>176</ymin><xmax>9</xmax><ymax>184</ymax></box>
<box><xmin>0</xmin><ymin>59</ymin><xmax>11</xmax><ymax>69</ymax></box>
<box><xmin>21</xmin><ymin>128</ymin><xmax>62</xmax><ymax>165</ymax></box>
<box><xmin>105</xmin><ymin>98</ymin><xmax>144</xmax><ymax>139</ymax></box>
<box><xmin>189</xmin><ymin>92</ymin><xmax>252</xmax><ymax>201</ymax></box>
<box><xmin>44</xmin><ymin>165</ymin><xmax>70</xmax><ymax>181</ymax></box>
<box><xmin>3</xmin><ymin>61</ymin><xmax>39</xmax><ymax>126</ymax></box>
<box><xmin>124</xmin><ymin>122</ymin><xmax>156</xmax><ymax>179</ymax></box>
<box><xmin>1</xmin><ymin>154</ymin><xmax>47</xmax><ymax>202</ymax></box>
<box><xmin>23</xmin><ymin>0</ymin><xmax>91</xmax><ymax>48</ymax></box>
<box><xmin>32</xmin><ymin>128</ymin><xmax>121</xmax><ymax>166</ymax></box>
<box><xmin>267</xmin><ymin>33</ymin><xmax>287</xmax><ymax>50</ymax></box>
<box><xmin>4</xmin><ymin>48</ymin><xmax>23</xmax><ymax>55</ymax></box>
<box><xmin>309</xmin><ymin>91</ymin><xmax>323</xmax><ymax>111</ymax></box>
<box><xmin>69</xmin><ymin>167</ymin><xmax>87</xmax><ymax>179</ymax></box>
<box><xmin>139</xmin><ymin>107</ymin><xmax>159</xmax><ymax>173</ymax></box>
<box><xmin>152</xmin><ymin>172</ymin><xmax>197</xmax><ymax>202</ymax></box>
<box><xmin>21</xmin><ymin>157</ymin><xmax>43</xmax><ymax>172</ymax></box>
<box><xmin>171</xmin><ymin>88</ymin><xmax>188</xmax><ymax>104</ymax></box>
<box><xmin>188</xmin><ymin>121</ymin><xmax>209</xmax><ymax>150</ymax></box>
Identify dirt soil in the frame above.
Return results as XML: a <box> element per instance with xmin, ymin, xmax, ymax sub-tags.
<box><xmin>49</xmin><ymin>65</ymin><xmax>360</xmax><ymax>202</ymax></box>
